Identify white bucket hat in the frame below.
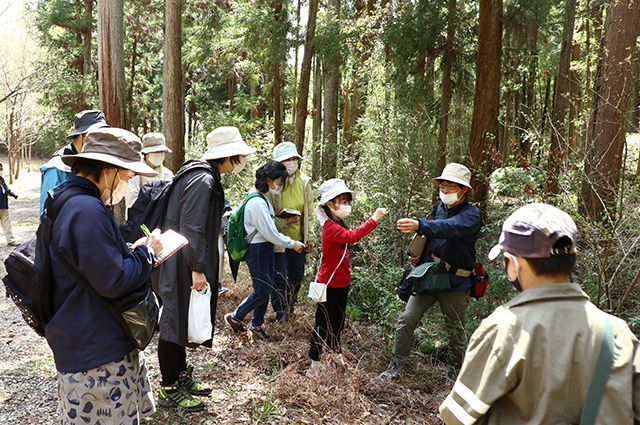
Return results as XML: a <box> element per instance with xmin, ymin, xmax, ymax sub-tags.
<box><xmin>273</xmin><ymin>142</ymin><xmax>303</xmax><ymax>162</ymax></box>
<box><xmin>61</xmin><ymin>127</ymin><xmax>158</xmax><ymax>177</ymax></box>
<box><xmin>432</xmin><ymin>163</ymin><xmax>473</xmax><ymax>194</ymax></box>
<box><xmin>316</xmin><ymin>178</ymin><xmax>357</xmax><ymax>225</ymax></box>
<box><xmin>141</xmin><ymin>132</ymin><xmax>172</xmax><ymax>154</ymax></box>
<box><xmin>201</xmin><ymin>126</ymin><xmax>256</xmax><ymax>160</ymax></box>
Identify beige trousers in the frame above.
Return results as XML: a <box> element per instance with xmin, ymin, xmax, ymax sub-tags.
<box><xmin>0</xmin><ymin>208</ymin><xmax>16</xmax><ymax>244</ymax></box>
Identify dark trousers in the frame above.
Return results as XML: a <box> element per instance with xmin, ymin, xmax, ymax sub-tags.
<box><xmin>308</xmin><ymin>285</ymin><xmax>350</xmax><ymax>361</ymax></box>
<box><xmin>233</xmin><ymin>242</ymin><xmax>274</xmax><ymax>328</ymax></box>
<box><xmin>158</xmin><ymin>339</ymin><xmax>187</xmax><ymax>386</ymax></box>
<box><xmin>271</xmin><ymin>249</ymin><xmax>307</xmax><ymax>320</ymax></box>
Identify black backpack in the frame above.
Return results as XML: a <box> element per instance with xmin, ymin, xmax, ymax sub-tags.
<box><xmin>2</xmin><ymin>186</ymin><xmax>87</xmax><ymax>337</ymax></box>
<box><xmin>120</xmin><ymin>160</ymin><xmax>213</xmax><ymax>243</ymax></box>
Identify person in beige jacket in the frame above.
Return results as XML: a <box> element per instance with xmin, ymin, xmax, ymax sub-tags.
<box><xmin>439</xmin><ymin>203</ymin><xmax>640</xmax><ymax>425</ymax></box>
<box><xmin>268</xmin><ymin>142</ymin><xmax>316</xmax><ymax>322</ymax></box>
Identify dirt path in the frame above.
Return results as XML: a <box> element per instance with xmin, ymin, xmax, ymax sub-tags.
<box><xmin>0</xmin><ymin>163</ymin><xmax>447</xmax><ymax>425</ymax></box>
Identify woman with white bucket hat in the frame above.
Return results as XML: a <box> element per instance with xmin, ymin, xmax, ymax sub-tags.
<box><xmin>306</xmin><ymin>178</ymin><xmax>388</xmax><ymax>378</ymax></box>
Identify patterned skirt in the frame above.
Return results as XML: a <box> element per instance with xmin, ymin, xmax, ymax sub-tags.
<box><xmin>57</xmin><ymin>350</ymin><xmax>155</xmax><ymax>425</ymax></box>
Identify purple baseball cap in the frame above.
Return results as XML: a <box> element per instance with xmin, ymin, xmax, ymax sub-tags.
<box><xmin>488</xmin><ymin>203</ymin><xmax>577</xmax><ymax>260</ymax></box>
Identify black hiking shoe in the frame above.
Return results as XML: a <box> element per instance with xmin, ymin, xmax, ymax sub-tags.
<box><xmin>250</xmin><ymin>325</ymin><xmax>272</xmax><ymax>341</ymax></box>
<box><xmin>379</xmin><ymin>358</ymin><xmax>400</xmax><ymax>380</ymax></box>
<box><xmin>225</xmin><ymin>313</ymin><xmax>245</xmax><ymax>333</ymax></box>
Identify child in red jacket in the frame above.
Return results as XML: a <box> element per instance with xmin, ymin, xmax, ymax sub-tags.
<box><xmin>307</xmin><ymin>178</ymin><xmax>388</xmax><ymax>377</ymax></box>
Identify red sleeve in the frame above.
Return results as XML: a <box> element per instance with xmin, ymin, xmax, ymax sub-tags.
<box><xmin>323</xmin><ymin>218</ymin><xmax>378</xmax><ymax>244</ymax></box>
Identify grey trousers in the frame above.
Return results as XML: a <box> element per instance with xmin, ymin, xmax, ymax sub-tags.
<box><xmin>392</xmin><ymin>288</ymin><xmax>470</xmax><ymax>369</ymax></box>
<box><xmin>0</xmin><ymin>208</ymin><xmax>16</xmax><ymax>244</ymax></box>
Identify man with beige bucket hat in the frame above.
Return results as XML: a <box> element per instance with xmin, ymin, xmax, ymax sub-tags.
<box><xmin>380</xmin><ymin>163</ymin><xmax>481</xmax><ymax>380</ymax></box>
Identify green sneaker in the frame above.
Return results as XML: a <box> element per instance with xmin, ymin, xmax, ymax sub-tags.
<box><xmin>158</xmin><ymin>383</ymin><xmax>205</xmax><ymax>412</ymax></box>
<box><xmin>180</xmin><ymin>364</ymin><xmax>212</xmax><ymax>396</ymax></box>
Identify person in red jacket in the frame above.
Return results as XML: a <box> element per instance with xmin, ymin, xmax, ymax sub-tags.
<box><xmin>306</xmin><ymin>178</ymin><xmax>388</xmax><ymax>377</ymax></box>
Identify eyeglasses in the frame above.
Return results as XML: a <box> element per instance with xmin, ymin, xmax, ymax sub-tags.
<box><xmin>439</xmin><ymin>182</ymin><xmax>460</xmax><ymax>191</ymax></box>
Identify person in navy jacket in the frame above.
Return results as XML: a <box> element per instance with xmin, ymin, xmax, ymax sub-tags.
<box><xmin>380</xmin><ymin>163</ymin><xmax>481</xmax><ymax>380</ymax></box>
<box><xmin>0</xmin><ymin>162</ymin><xmax>19</xmax><ymax>246</ymax></box>
<box><xmin>47</xmin><ymin>127</ymin><xmax>163</xmax><ymax>425</ymax></box>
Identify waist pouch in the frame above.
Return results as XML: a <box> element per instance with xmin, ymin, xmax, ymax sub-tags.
<box><xmin>407</xmin><ymin>262</ymin><xmax>451</xmax><ymax>294</ymax></box>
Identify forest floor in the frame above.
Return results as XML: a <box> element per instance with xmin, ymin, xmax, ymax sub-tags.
<box><xmin>0</xmin><ymin>161</ymin><xmax>452</xmax><ymax>425</ymax></box>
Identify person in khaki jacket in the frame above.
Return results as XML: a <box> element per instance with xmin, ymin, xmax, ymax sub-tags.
<box><xmin>267</xmin><ymin>142</ymin><xmax>316</xmax><ymax>322</ymax></box>
<box><xmin>439</xmin><ymin>203</ymin><xmax>640</xmax><ymax>425</ymax></box>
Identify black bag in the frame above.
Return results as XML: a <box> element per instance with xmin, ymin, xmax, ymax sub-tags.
<box><xmin>2</xmin><ymin>187</ymin><xmax>86</xmax><ymax>337</ymax></box>
<box><xmin>120</xmin><ymin>160</ymin><xmax>214</xmax><ymax>243</ymax></box>
<box><xmin>53</xmin><ymin>242</ymin><xmax>160</xmax><ymax>351</ymax></box>
<box><xmin>471</xmin><ymin>263</ymin><xmax>489</xmax><ymax>299</ymax></box>
<box><xmin>398</xmin><ymin>267</ymin><xmax>414</xmax><ymax>303</ymax></box>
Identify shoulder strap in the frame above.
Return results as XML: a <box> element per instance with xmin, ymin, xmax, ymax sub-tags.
<box><xmin>45</xmin><ymin>186</ymin><xmax>90</xmax><ymax>222</ymax></box>
<box><xmin>579</xmin><ymin>313</ymin><xmax>614</xmax><ymax>425</ymax></box>
<box><xmin>315</xmin><ymin>245</ymin><xmax>348</xmax><ymax>285</ymax></box>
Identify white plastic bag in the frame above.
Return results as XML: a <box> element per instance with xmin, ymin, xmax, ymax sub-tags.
<box><xmin>307</xmin><ymin>281</ymin><xmax>327</xmax><ymax>303</ymax></box>
<box><xmin>188</xmin><ymin>282</ymin><xmax>213</xmax><ymax>344</ymax></box>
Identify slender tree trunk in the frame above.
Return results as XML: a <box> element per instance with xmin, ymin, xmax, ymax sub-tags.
<box><xmin>97</xmin><ymin>0</ymin><xmax>126</xmax><ymax>129</ymax></box>
<box><xmin>273</xmin><ymin>0</ymin><xmax>285</xmax><ymax>145</ymax></box>
<box><xmin>569</xmin><ymin>41</ymin><xmax>581</xmax><ymax>145</ymax></box>
<box><xmin>293</xmin><ymin>0</ymin><xmax>318</xmax><ymax>153</ymax></box>
<box><xmin>581</xmin><ymin>0</ymin><xmax>640</xmax><ymax>220</ymax></box>
<box><xmin>468</xmin><ymin>0</ymin><xmax>502</xmax><ymax>217</ymax></box>
<box><xmin>163</xmin><ymin>0</ymin><xmax>184</xmax><ymax>171</ymax></box>
<box><xmin>546</xmin><ymin>0</ymin><xmax>577</xmax><ymax>195</ymax></box>
<box><xmin>436</xmin><ymin>0</ymin><xmax>457</xmax><ymax>174</ymax></box>
<box><xmin>127</xmin><ymin>34</ymin><xmax>137</xmax><ymax>130</ymax></box>
<box><xmin>312</xmin><ymin>54</ymin><xmax>322</xmax><ymax>181</ymax></box>
<box><xmin>322</xmin><ymin>0</ymin><xmax>341</xmax><ymax>179</ymax></box>
<box><xmin>83</xmin><ymin>0</ymin><xmax>92</xmax><ymax>76</ymax></box>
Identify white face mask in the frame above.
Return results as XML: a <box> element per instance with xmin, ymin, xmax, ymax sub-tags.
<box><xmin>283</xmin><ymin>160</ymin><xmax>298</xmax><ymax>176</ymax></box>
<box><xmin>269</xmin><ymin>183</ymin><xmax>284</xmax><ymax>196</ymax></box>
<box><xmin>146</xmin><ymin>152</ymin><xmax>165</xmax><ymax>168</ymax></box>
<box><xmin>232</xmin><ymin>156</ymin><xmax>247</xmax><ymax>174</ymax></box>
<box><xmin>332</xmin><ymin>204</ymin><xmax>352</xmax><ymax>219</ymax></box>
<box><xmin>100</xmin><ymin>171</ymin><xmax>129</xmax><ymax>206</ymax></box>
<box><xmin>439</xmin><ymin>190</ymin><xmax>460</xmax><ymax>206</ymax></box>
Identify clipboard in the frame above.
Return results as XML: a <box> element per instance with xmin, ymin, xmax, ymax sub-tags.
<box><xmin>153</xmin><ymin>229</ymin><xmax>189</xmax><ymax>267</ymax></box>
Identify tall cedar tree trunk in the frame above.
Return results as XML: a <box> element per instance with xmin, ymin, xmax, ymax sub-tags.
<box><xmin>293</xmin><ymin>0</ymin><xmax>319</xmax><ymax>153</ymax></box>
<box><xmin>163</xmin><ymin>0</ymin><xmax>185</xmax><ymax>172</ymax></box>
<box><xmin>545</xmin><ymin>0</ymin><xmax>577</xmax><ymax>195</ymax></box>
<box><xmin>581</xmin><ymin>0</ymin><xmax>640</xmax><ymax>220</ymax></box>
<box><xmin>273</xmin><ymin>0</ymin><xmax>285</xmax><ymax>145</ymax></box>
<box><xmin>97</xmin><ymin>0</ymin><xmax>127</xmax><ymax>222</ymax></box>
<box><xmin>97</xmin><ymin>0</ymin><xmax>126</xmax><ymax>128</ymax></box>
<box><xmin>322</xmin><ymin>0</ymin><xmax>341</xmax><ymax>180</ymax></box>
<box><xmin>468</xmin><ymin>0</ymin><xmax>502</xmax><ymax>218</ymax></box>
<box><xmin>312</xmin><ymin>55</ymin><xmax>322</xmax><ymax>181</ymax></box>
<box><xmin>436</xmin><ymin>0</ymin><xmax>457</xmax><ymax>174</ymax></box>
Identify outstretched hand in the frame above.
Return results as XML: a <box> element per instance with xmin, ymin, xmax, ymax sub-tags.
<box><xmin>372</xmin><ymin>208</ymin><xmax>389</xmax><ymax>222</ymax></box>
<box><xmin>397</xmin><ymin>218</ymin><xmax>419</xmax><ymax>233</ymax></box>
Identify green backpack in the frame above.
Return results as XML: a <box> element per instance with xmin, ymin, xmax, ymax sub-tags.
<box><xmin>227</xmin><ymin>192</ymin><xmax>269</xmax><ymax>262</ymax></box>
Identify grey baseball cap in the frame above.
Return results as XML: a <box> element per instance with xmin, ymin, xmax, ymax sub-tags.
<box><xmin>488</xmin><ymin>203</ymin><xmax>577</xmax><ymax>260</ymax></box>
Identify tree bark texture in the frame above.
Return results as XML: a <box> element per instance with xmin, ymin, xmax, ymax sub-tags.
<box><xmin>312</xmin><ymin>55</ymin><xmax>322</xmax><ymax>181</ymax></box>
<box><xmin>273</xmin><ymin>0</ymin><xmax>285</xmax><ymax>145</ymax></box>
<box><xmin>97</xmin><ymin>0</ymin><xmax>126</xmax><ymax>129</ymax></box>
<box><xmin>322</xmin><ymin>0</ymin><xmax>341</xmax><ymax>180</ymax></box>
<box><xmin>436</xmin><ymin>0</ymin><xmax>457</xmax><ymax>174</ymax></box>
<box><xmin>467</xmin><ymin>0</ymin><xmax>502</xmax><ymax>217</ymax></box>
<box><xmin>294</xmin><ymin>0</ymin><xmax>319</xmax><ymax>153</ymax></box>
<box><xmin>546</xmin><ymin>0</ymin><xmax>577</xmax><ymax>195</ymax></box>
<box><xmin>581</xmin><ymin>0</ymin><xmax>640</xmax><ymax>221</ymax></box>
<box><xmin>163</xmin><ymin>0</ymin><xmax>185</xmax><ymax>171</ymax></box>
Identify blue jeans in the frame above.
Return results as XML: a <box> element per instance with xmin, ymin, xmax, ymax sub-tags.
<box><xmin>233</xmin><ymin>242</ymin><xmax>274</xmax><ymax>328</ymax></box>
<box><xmin>271</xmin><ymin>249</ymin><xmax>307</xmax><ymax>320</ymax></box>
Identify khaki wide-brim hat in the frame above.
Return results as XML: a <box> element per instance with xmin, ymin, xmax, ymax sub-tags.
<box><xmin>432</xmin><ymin>163</ymin><xmax>474</xmax><ymax>195</ymax></box>
<box><xmin>62</xmin><ymin>128</ymin><xmax>158</xmax><ymax>177</ymax></box>
<box><xmin>141</xmin><ymin>132</ymin><xmax>172</xmax><ymax>154</ymax></box>
<box><xmin>202</xmin><ymin>126</ymin><xmax>256</xmax><ymax>160</ymax></box>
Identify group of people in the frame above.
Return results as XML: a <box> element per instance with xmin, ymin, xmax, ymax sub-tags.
<box><xmin>23</xmin><ymin>108</ymin><xmax>640</xmax><ymax>424</ymax></box>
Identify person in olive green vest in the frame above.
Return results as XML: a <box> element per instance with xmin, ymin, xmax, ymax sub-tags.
<box><xmin>268</xmin><ymin>142</ymin><xmax>316</xmax><ymax>321</ymax></box>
